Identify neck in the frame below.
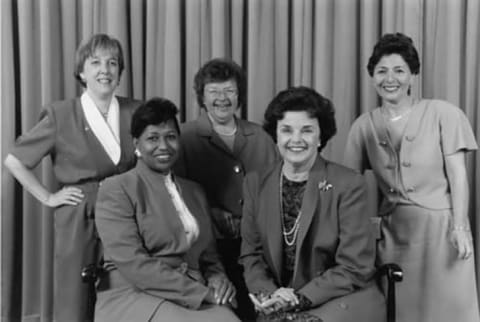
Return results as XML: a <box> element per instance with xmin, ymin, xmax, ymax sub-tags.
<box><xmin>383</xmin><ymin>96</ymin><xmax>414</xmax><ymax>111</ymax></box>
<box><xmin>207</xmin><ymin>113</ymin><xmax>237</xmax><ymax>135</ymax></box>
<box><xmin>282</xmin><ymin>154</ymin><xmax>317</xmax><ymax>181</ymax></box>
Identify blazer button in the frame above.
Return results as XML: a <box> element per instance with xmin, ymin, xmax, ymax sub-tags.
<box><xmin>407</xmin><ymin>187</ymin><xmax>415</xmax><ymax>193</ymax></box>
<box><xmin>388</xmin><ymin>188</ymin><xmax>396</xmax><ymax>193</ymax></box>
<box><xmin>238</xmin><ymin>199</ymin><xmax>244</xmax><ymax>206</ymax></box>
<box><xmin>233</xmin><ymin>165</ymin><xmax>242</xmax><ymax>173</ymax></box>
<box><xmin>379</xmin><ymin>141</ymin><xmax>388</xmax><ymax>146</ymax></box>
<box><xmin>405</xmin><ymin>135</ymin><xmax>414</xmax><ymax>141</ymax></box>
<box><xmin>339</xmin><ymin>302</ymin><xmax>348</xmax><ymax>310</ymax></box>
<box><xmin>402</xmin><ymin>161</ymin><xmax>411</xmax><ymax>167</ymax></box>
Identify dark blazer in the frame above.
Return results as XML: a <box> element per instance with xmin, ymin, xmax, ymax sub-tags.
<box><xmin>174</xmin><ymin>111</ymin><xmax>279</xmax><ymax>220</ymax></box>
<box><xmin>94</xmin><ymin>161</ymin><xmax>230</xmax><ymax>322</ymax></box>
<box><xmin>240</xmin><ymin>156</ymin><xmax>385</xmax><ymax>321</ymax></box>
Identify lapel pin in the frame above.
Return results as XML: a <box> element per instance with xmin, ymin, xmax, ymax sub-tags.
<box><xmin>318</xmin><ymin>179</ymin><xmax>333</xmax><ymax>191</ymax></box>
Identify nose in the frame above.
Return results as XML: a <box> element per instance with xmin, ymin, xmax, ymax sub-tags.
<box><xmin>291</xmin><ymin>130</ymin><xmax>302</xmax><ymax>142</ymax></box>
<box><xmin>156</xmin><ymin>137</ymin><xmax>169</xmax><ymax>150</ymax></box>
<box><xmin>386</xmin><ymin>70</ymin><xmax>394</xmax><ymax>82</ymax></box>
<box><xmin>100</xmin><ymin>60</ymin><xmax>109</xmax><ymax>73</ymax></box>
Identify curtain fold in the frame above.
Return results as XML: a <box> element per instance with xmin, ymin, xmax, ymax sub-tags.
<box><xmin>2</xmin><ymin>1</ymin><xmax>479</xmax><ymax>321</ymax></box>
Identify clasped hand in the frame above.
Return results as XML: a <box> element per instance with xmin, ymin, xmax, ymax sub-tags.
<box><xmin>205</xmin><ymin>275</ymin><xmax>237</xmax><ymax>307</ymax></box>
<box><xmin>249</xmin><ymin>287</ymin><xmax>299</xmax><ymax>315</ymax></box>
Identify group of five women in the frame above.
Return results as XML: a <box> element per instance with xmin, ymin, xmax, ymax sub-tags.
<box><xmin>5</xmin><ymin>32</ymin><xmax>479</xmax><ymax>322</ymax></box>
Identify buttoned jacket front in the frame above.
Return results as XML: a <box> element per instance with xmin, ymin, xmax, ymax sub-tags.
<box><xmin>344</xmin><ymin>99</ymin><xmax>477</xmax><ymax>213</ymax></box>
<box><xmin>174</xmin><ymin>111</ymin><xmax>279</xmax><ymax>218</ymax></box>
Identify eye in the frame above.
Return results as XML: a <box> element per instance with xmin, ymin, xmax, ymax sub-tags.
<box><xmin>166</xmin><ymin>133</ymin><xmax>178</xmax><ymax>141</ymax></box>
<box><xmin>147</xmin><ymin>136</ymin><xmax>159</xmax><ymax>142</ymax></box>
<box><xmin>109</xmin><ymin>59</ymin><xmax>118</xmax><ymax>66</ymax></box>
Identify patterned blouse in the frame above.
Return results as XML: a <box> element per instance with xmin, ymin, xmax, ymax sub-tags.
<box><xmin>281</xmin><ymin>175</ymin><xmax>307</xmax><ymax>286</ymax></box>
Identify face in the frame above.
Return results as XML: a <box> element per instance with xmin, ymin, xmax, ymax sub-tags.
<box><xmin>80</xmin><ymin>48</ymin><xmax>120</xmax><ymax>100</ymax></box>
<box><xmin>134</xmin><ymin>120</ymin><xmax>179</xmax><ymax>174</ymax></box>
<box><xmin>276</xmin><ymin>111</ymin><xmax>320</xmax><ymax>170</ymax></box>
<box><xmin>372</xmin><ymin>54</ymin><xmax>415</xmax><ymax>105</ymax></box>
<box><xmin>203</xmin><ymin>79</ymin><xmax>239</xmax><ymax>124</ymax></box>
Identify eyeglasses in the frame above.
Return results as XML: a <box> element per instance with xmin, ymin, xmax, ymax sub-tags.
<box><xmin>205</xmin><ymin>87</ymin><xmax>238</xmax><ymax>98</ymax></box>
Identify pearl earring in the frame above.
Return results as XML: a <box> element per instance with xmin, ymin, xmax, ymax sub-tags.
<box><xmin>135</xmin><ymin>149</ymin><xmax>141</xmax><ymax>157</ymax></box>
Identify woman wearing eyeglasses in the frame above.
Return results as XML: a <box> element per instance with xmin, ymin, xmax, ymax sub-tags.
<box><xmin>174</xmin><ymin>58</ymin><xmax>279</xmax><ymax>321</ymax></box>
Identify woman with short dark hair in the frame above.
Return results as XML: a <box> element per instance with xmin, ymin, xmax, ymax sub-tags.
<box><xmin>344</xmin><ymin>32</ymin><xmax>480</xmax><ymax>321</ymax></box>
<box><xmin>241</xmin><ymin>86</ymin><xmax>385</xmax><ymax>322</ymax></box>
<box><xmin>94</xmin><ymin>97</ymin><xmax>239</xmax><ymax>322</ymax></box>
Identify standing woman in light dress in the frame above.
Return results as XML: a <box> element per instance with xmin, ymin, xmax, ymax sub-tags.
<box><xmin>4</xmin><ymin>34</ymin><xmax>141</xmax><ymax>322</ymax></box>
<box><xmin>344</xmin><ymin>32</ymin><xmax>480</xmax><ymax>322</ymax></box>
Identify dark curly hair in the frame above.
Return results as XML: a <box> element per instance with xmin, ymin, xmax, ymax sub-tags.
<box><xmin>193</xmin><ymin>58</ymin><xmax>246</xmax><ymax>110</ymax></box>
<box><xmin>263</xmin><ymin>86</ymin><xmax>337</xmax><ymax>152</ymax></box>
<box><xmin>131</xmin><ymin>97</ymin><xmax>180</xmax><ymax>139</ymax></box>
<box><xmin>74</xmin><ymin>34</ymin><xmax>125</xmax><ymax>87</ymax></box>
<box><xmin>367</xmin><ymin>32</ymin><xmax>420</xmax><ymax>77</ymax></box>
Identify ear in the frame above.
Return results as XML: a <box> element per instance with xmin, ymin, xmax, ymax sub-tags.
<box><xmin>133</xmin><ymin>138</ymin><xmax>139</xmax><ymax>149</ymax></box>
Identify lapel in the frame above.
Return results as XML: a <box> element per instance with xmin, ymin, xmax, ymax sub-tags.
<box><xmin>196</xmin><ymin>111</ymin><xmax>232</xmax><ymax>156</ymax></box>
<box><xmin>233</xmin><ymin>119</ymin><xmax>255</xmax><ymax>156</ymax></box>
<box><xmin>262</xmin><ymin>162</ymin><xmax>283</xmax><ymax>281</ymax></box>
<box><xmin>292</xmin><ymin>156</ymin><xmax>327</xmax><ymax>282</ymax></box>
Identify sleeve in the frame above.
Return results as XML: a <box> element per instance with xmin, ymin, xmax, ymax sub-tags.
<box><xmin>343</xmin><ymin>117</ymin><xmax>371</xmax><ymax>173</ymax></box>
<box><xmin>239</xmin><ymin>172</ymin><xmax>278</xmax><ymax>295</ymax></box>
<box><xmin>437</xmin><ymin>101</ymin><xmax>478</xmax><ymax>155</ymax></box>
<box><xmin>9</xmin><ymin>106</ymin><xmax>56</xmax><ymax>168</ymax></box>
<box><xmin>298</xmin><ymin>173</ymin><xmax>376</xmax><ymax>306</ymax></box>
<box><xmin>195</xmin><ymin>188</ymin><xmax>228</xmax><ymax>281</ymax></box>
<box><xmin>95</xmin><ymin>178</ymin><xmax>210</xmax><ymax>310</ymax></box>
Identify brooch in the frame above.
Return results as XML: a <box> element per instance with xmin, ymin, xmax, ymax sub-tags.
<box><xmin>318</xmin><ymin>179</ymin><xmax>333</xmax><ymax>191</ymax></box>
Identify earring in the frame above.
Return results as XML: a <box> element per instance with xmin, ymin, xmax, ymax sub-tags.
<box><xmin>135</xmin><ymin>149</ymin><xmax>141</xmax><ymax>157</ymax></box>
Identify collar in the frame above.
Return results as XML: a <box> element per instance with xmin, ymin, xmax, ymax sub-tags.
<box><xmin>81</xmin><ymin>91</ymin><xmax>121</xmax><ymax>164</ymax></box>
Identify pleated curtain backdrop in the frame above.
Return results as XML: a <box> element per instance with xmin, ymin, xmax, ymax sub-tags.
<box><xmin>1</xmin><ymin>0</ymin><xmax>480</xmax><ymax>321</ymax></box>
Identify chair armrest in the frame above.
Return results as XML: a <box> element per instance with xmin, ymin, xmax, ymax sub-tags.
<box><xmin>377</xmin><ymin>263</ymin><xmax>403</xmax><ymax>322</ymax></box>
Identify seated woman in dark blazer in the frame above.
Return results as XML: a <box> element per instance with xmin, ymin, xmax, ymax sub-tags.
<box><xmin>240</xmin><ymin>87</ymin><xmax>385</xmax><ymax>322</ymax></box>
<box><xmin>94</xmin><ymin>97</ymin><xmax>240</xmax><ymax>322</ymax></box>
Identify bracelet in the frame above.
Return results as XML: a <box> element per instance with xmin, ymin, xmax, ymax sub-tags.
<box><xmin>451</xmin><ymin>225</ymin><xmax>471</xmax><ymax>232</ymax></box>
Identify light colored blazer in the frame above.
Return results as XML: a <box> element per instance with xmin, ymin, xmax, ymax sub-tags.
<box><xmin>240</xmin><ymin>156</ymin><xmax>385</xmax><ymax>321</ymax></box>
<box><xmin>94</xmin><ymin>161</ymin><xmax>228</xmax><ymax>322</ymax></box>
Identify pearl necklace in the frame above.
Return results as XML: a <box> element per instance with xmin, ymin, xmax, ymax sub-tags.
<box><xmin>280</xmin><ymin>174</ymin><xmax>303</xmax><ymax>246</ymax></box>
<box><xmin>213</xmin><ymin>124</ymin><xmax>237</xmax><ymax>136</ymax></box>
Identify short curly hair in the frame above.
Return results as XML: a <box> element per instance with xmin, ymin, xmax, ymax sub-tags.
<box><xmin>131</xmin><ymin>97</ymin><xmax>180</xmax><ymax>139</ymax></box>
<box><xmin>74</xmin><ymin>34</ymin><xmax>125</xmax><ymax>87</ymax></box>
<box><xmin>263</xmin><ymin>86</ymin><xmax>337</xmax><ymax>152</ymax></box>
<box><xmin>367</xmin><ymin>32</ymin><xmax>420</xmax><ymax>77</ymax></box>
<box><xmin>193</xmin><ymin>58</ymin><xmax>246</xmax><ymax>109</ymax></box>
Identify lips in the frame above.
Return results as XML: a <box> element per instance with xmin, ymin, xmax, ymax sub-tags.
<box><xmin>287</xmin><ymin>146</ymin><xmax>307</xmax><ymax>152</ymax></box>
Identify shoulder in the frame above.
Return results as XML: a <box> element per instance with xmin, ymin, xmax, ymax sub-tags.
<box><xmin>48</xmin><ymin>98</ymin><xmax>78</xmax><ymax>114</ymax></box>
<box><xmin>100</xmin><ymin>167</ymin><xmax>138</xmax><ymax>194</ymax></box>
<box><xmin>116</xmin><ymin>96</ymin><xmax>143</xmax><ymax>109</ymax></box>
<box><xmin>324</xmin><ymin>159</ymin><xmax>365</xmax><ymax>188</ymax></box>
<box><xmin>350</xmin><ymin>111</ymin><xmax>374</xmax><ymax>131</ymax></box>
<box><xmin>422</xmin><ymin>99</ymin><xmax>469</xmax><ymax>122</ymax></box>
<box><xmin>237</xmin><ymin>119</ymin><xmax>269</xmax><ymax>136</ymax></box>
<box><xmin>180</xmin><ymin>119</ymin><xmax>200</xmax><ymax>133</ymax></box>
